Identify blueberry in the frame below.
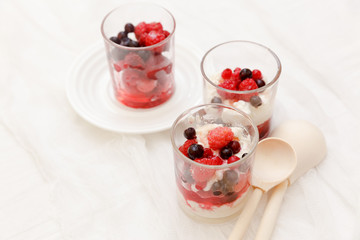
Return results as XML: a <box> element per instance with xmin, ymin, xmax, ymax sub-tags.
<box><xmin>223</xmin><ymin>170</ymin><xmax>238</xmax><ymax>185</ymax></box>
<box><xmin>228</xmin><ymin>141</ymin><xmax>241</xmax><ymax>154</ymax></box>
<box><xmin>129</xmin><ymin>40</ymin><xmax>140</xmax><ymax>47</ymax></box>
<box><xmin>220</xmin><ymin>147</ymin><xmax>233</xmax><ymax>159</ymax></box>
<box><xmin>124</xmin><ymin>23</ymin><xmax>135</xmax><ymax>33</ymax></box>
<box><xmin>211</xmin><ymin>181</ymin><xmax>222</xmax><ymax>196</ymax></box>
<box><xmin>240</xmin><ymin>68</ymin><xmax>252</xmax><ymax>80</ymax></box>
<box><xmin>250</xmin><ymin>95</ymin><xmax>262</xmax><ymax>108</ymax></box>
<box><xmin>181</xmin><ymin>168</ymin><xmax>194</xmax><ymax>184</ymax></box>
<box><xmin>117</xmin><ymin>31</ymin><xmax>127</xmax><ymax>40</ymax></box>
<box><xmin>121</xmin><ymin>37</ymin><xmax>131</xmax><ymax>47</ymax></box>
<box><xmin>242</xmin><ymin>153</ymin><xmax>248</xmax><ymax>158</ymax></box>
<box><xmin>221</xmin><ymin>182</ymin><xmax>235</xmax><ymax>196</ymax></box>
<box><xmin>211</xmin><ymin>96</ymin><xmax>223</xmax><ymax>103</ymax></box>
<box><xmin>110</xmin><ymin>36</ymin><xmax>121</xmax><ymax>44</ymax></box>
<box><xmin>255</xmin><ymin>79</ymin><xmax>266</xmax><ymax>88</ymax></box>
<box><xmin>188</xmin><ymin>144</ymin><xmax>204</xmax><ymax>160</ymax></box>
<box><xmin>184</xmin><ymin>127</ymin><xmax>196</xmax><ymax>140</ymax></box>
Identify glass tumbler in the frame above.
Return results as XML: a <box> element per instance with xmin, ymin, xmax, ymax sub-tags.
<box><xmin>101</xmin><ymin>3</ymin><xmax>176</xmax><ymax>108</ymax></box>
<box><xmin>201</xmin><ymin>41</ymin><xmax>281</xmax><ymax>139</ymax></box>
<box><xmin>171</xmin><ymin>103</ymin><xmax>259</xmax><ymax>223</ymax></box>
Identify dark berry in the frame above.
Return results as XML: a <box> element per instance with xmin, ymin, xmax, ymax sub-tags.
<box><xmin>121</xmin><ymin>37</ymin><xmax>131</xmax><ymax>47</ymax></box>
<box><xmin>181</xmin><ymin>168</ymin><xmax>194</xmax><ymax>183</ymax></box>
<box><xmin>211</xmin><ymin>181</ymin><xmax>222</xmax><ymax>196</ymax></box>
<box><xmin>228</xmin><ymin>141</ymin><xmax>241</xmax><ymax>154</ymax></box>
<box><xmin>124</xmin><ymin>23</ymin><xmax>135</xmax><ymax>33</ymax></box>
<box><xmin>129</xmin><ymin>40</ymin><xmax>140</xmax><ymax>47</ymax></box>
<box><xmin>188</xmin><ymin>144</ymin><xmax>204</xmax><ymax>160</ymax></box>
<box><xmin>223</xmin><ymin>170</ymin><xmax>238</xmax><ymax>185</ymax></box>
<box><xmin>242</xmin><ymin>153</ymin><xmax>248</xmax><ymax>158</ymax></box>
<box><xmin>117</xmin><ymin>31</ymin><xmax>127</xmax><ymax>40</ymax></box>
<box><xmin>221</xmin><ymin>182</ymin><xmax>235</xmax><ymax>196</ymax></box>
<box><xmin>255</xmin><ymin>79</ymin><xmax>266</xmax><ymax>88</ymax></box>
<box><xmin>220</xmin><ymin>147</ymin><xmax>233</xmax><ymax>159</ymax></box>
<box><xmin>252</xmin><ymin>69</ymin><xmax>262</xmax><ymax>80</ymax></box>
<box><xmin>240</xmin><ymin>68</ymin><xmax>252</xmax><ymax>80</ymax></box>
<box><xmin>110</xmin><ymin>36</ymin><xmax>121</xmax><ymax>44</ymax></box>
<box><xmin>184</xmin><ymin>127</ymin><xmax>196</xmax><ymax>140</ymax></box>
<box><xmin>211</xmin><ymin>96</ymin><xmax>223</xmax><ymax>103</ymax></box>
<box><xmin>250</xmin><ymin>95</ymin><xmax>262</xmax><ymax>107</ymax></box>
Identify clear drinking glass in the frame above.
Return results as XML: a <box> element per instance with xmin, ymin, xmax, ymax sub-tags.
<box><xmin>171</xmin><ymin>103</ymin><xmax>259</xmax><ymax>223</ymax></box>
<box><xmin>201</xmin><ymin>41</ymin><xmax>281</xmax><ymax>139</ymax></box>
<box><xmin>101</xmin><ymin>3</ymin><xmax>176</xmax><ymax>108</ymax></box>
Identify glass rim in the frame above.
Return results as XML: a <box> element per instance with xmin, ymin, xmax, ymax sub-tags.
<box><xmin>100</xmin><ymin>2</ymin><xmax>176</xmax><ymax>50</ymax></box>
<box><xmin>200</xmin><ymin>40</ymin><xmax>282</xmax><ymax>94</ymax></box>
<box><xmin>170</xmin><ymin>103</ymin><xmax>259</xmax><ymax>170</ymax></box>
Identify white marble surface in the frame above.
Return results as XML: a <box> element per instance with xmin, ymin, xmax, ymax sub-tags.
<box><xmin>1</xmin><ymin>0</ymin><xmax>360</xmax><ymax>239</ymax></box>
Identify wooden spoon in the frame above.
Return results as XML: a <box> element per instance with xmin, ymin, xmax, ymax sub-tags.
<box><xmin>228</xmin><ymin>137</ymin><xmax>297</xmax><ymax>240</ymax></box>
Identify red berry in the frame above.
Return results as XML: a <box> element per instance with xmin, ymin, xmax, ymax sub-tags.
<box><xmin>163</xmin><ymin>30</ymin><xmax>170</xmax><ymax>38</ymax></box>
<box><xmin>144</xmin><ymin>30</ymin><xmax>166</xmax><ymax>46</ymax></box>
<box><xmin>203</xmin><ymin>148</ymin><xmax>214</xmax><ymax>158</ymax></box>
<box><xmin>239</xmin><ymin>78</ymin><xmax>258</xmax><ymax>91</ymax></box>
<box><xmin>227</xmin><ymin>156</ymin><xmax>240</xmax><ymax>164</ymax></box>
<box><xmin>179</xmin><ymin>139</ymin><xmax>198</xmax><ymax>157</ymax></box>
<box><xmin>207</xmin><ymin>127</ymin><xmax>234</xmax><ymax>150</ymax></box>
<box><xmin>191</xmin><ymin>156</ymin><xmax>223</xmax><ymax>183</ymax></box>
<box><xmin>113</xmin><ymin>60</ymin><xmax>125</xmax><ymax>72</ymax></box>
<box><xmin>221</xmin><ymin>68</ymin><xmax>233</xmax><ymax>79</ymax></box>
<box><xmin>124</xmin><ymin>52</ymin><xmax>145</xmax><ymax>70</ymax></box>
<box><xmin>218</xmin><ymin>79</ymin><xmax>238</xmax><ymax>100</ymax></box>
<box><xmin>252</xmin><ymin>69</ymin><xmax>262</xmax><ymax>80</ymax></box>
<box><xmin>146</xmin><ymin>22</ymin><xmax>163</xmax><ymax>32</ymax></box>
<box><xmin>232</xmin><ymin>67</ymin><xmax>242</xmax><ymax>81</ymax></box>
<box><xmin>238</xmin><ymin>78</ymin><xmax>259</xmax><ymax>101</ymax></box>
<box><xmin>135</xmin><ymin>22</ymin><xmax>147</xmax><ymax>39</ymax></box>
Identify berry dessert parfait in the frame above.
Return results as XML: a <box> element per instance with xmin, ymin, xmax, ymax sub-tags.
<box><xmin>171</xmin><ymin>104</ymin><xmax>259</xmax><ymax>223</ymax></box>
<box><xmin>101</xmin><ymin>3</ymin><xmax>175</xmax><ymax>108</ymax></box>
<box><xmin>201</xmin><ymin>41</ymin><xmax>282</xmax><ymax>139</ymax></box>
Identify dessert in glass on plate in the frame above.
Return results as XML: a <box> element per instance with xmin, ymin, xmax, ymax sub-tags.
<box><xmin>201</xmin><ymin>41</ymin><xmax>281</xmax><ymax>139</ymax></box>
<box><xmin>171</xmin><ymin>104</ymin><xmax>259</xmax><ymax>223</ymax></box>
<box><xmin>101</xmin><ymin>3</ymin><xmax>175</xmax><ymax>108</ymax></box>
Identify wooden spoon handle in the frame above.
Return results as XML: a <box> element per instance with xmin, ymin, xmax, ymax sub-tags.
<box><xmin>228</xmin><ymin>187</ymin><xmax>263</xmax><ymax>240</ymax></box>
<box><xmin>254</xmin><ymin>181</ymin><xmax>289</xmax><ymax>240</ymax></box>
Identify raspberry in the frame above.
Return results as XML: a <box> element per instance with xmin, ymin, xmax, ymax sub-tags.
<box><xmin>221</xmin><ymin>68</ymin><xmax>232</xmax><ymax>79</ymax></box>
<box><xmin>190</xmin><ymin>156</ymin><xmax>223</xmax><ymax>183</ymax></box>
<box><xmin>217</xmin><ymin>79</ymin><xmax>238</xmax><ymax>100</ymax></box>
<box><xmin>135</xmin><ymin>22</ymin><xmax>147</xmax><ymax>39</ymax></box>
<box><xmin>207</xmin><ymin>127</ymin><xmax>234</xmax><ymax>150</ymax></box>
<box><xmin>163</xmin><ymin>30</ymin><xmax>170</xmax><ymax>38</ymax></box>
<box><xmin>239</xmin><ymin>78</ymin><xmax>258</xmax><ymax>91</ymax></box>
<box><xmin>252</xmin><ymin>69</ymin><xmax>262</xmax><ymax>80</ymax></box>
<box><xmin>238</xmin><ymin>78</ymin><xmax>259</xmax><ymax>101</ymax></box>
<box><xmin>146</xmin><ymin>22</ymin><xmax>163</xmax><ymax>32</ymax></box>
<box><xmin>227</xmin><ymin>156</ymin><xmax>240</xmax><ymax>164</ymax></box>
<box><xmin>179</xmin><ymin>139</ymin><xmax>197</xmax><ymax>157</ymax></box>
<box><xmin>124</xmin><ymin>52</ymin><xmax>145</xmax><ymax>70</ymax></box>
<box><xmin>145</xmin><ymin>30</ymin><xmax>166</xmax><ymax>46</ymax></box>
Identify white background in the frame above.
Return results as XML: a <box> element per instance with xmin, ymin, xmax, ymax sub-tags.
<box><xmin>1</xmin><ymin>0</ymin><xmax>360</xmax><ymax>239</ymax></box>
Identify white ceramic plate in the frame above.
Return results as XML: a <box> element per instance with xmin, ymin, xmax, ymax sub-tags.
<box><xmin>66</xmin><ymin>42</ymin><xmax>203</xmax><ymax>134</ymax></box>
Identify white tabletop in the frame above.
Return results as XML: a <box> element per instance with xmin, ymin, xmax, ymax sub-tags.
<box><xmin>1</xmin><ymin>0</ymin><xmax>360</xmax><ymax>239</ymax></box>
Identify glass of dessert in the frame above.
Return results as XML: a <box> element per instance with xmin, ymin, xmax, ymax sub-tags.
<box><xmin>201</xmin><ymin>40</ymin><xmax>282</xmax><ymax>139</ymax></box>
<box><xmin>101</xmin><ymin>3</ymin><xmax>175</xmax><ymax>108</ymax></box>
<box><xmin>171</xmin><ymin>103</ymin><xmax>259</xmax><ymax>223</ymax></box>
